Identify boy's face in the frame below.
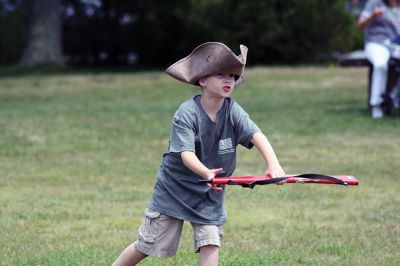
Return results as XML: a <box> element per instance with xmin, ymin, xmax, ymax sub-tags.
<box><xmin>199</xmin><ymin>73</ymin><xmax>236</xmax><ymax>99</ymax></box>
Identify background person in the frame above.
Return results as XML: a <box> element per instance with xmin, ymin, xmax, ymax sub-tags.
<box><xmin>357</xmin><ymin>0</ymin><xmax>400</xmax><ymax>118</ymax></box>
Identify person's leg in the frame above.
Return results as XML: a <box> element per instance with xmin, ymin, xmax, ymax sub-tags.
<box><xmin>390</xmin><ymin>79</ymin><xmax>400</xmax><ymax>109</ymax></box>
<box><xmin>112</xmin><ymin>209</ymin><xmax>183</xmax><ymax>265</ymax></box>
<box><xmin>199</xmin><ymin>245</ymin><xmax>219</xmax><ymax>266</ymax></box>
<box><xmin>192</xmin><ymin>223</ymin><xmax>223</xmax><ymax>266</ymax></box>
<box><xmin>365</xmin><ymin>42</ymin><xmax>391</xmax><ymax>117</ymax></box>
<box><xmin>112</xmin><ymin>244</ymin><xmax>147</xmax><ymax>266</ymax></box>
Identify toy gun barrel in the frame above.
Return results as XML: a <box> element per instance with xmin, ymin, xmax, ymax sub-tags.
<box><xmin>199</xmin><ymin>174</ymin><xmax>359</xmax><ymax>188</ymax></box>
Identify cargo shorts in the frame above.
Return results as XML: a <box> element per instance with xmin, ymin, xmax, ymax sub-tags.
<box><xmin>133</xmin><ymin>208</ymin><xmax>224</xmax><ymax>257</ymax></box>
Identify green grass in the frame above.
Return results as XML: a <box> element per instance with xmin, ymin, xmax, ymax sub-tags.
<box><xmin>0</xmin><ymin>66</ymin><xmax>399</xmax><ymax>265</ymax></box>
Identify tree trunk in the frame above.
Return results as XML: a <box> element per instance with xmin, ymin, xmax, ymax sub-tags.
<box><xmin>20</xmin><ymin>0</ymin><xmax>64</xmax><ymax>67</ymax></box>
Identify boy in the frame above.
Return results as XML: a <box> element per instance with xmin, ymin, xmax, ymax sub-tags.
<box><xmin>112</xmin><ymin>42</ymin><xmax>285</xmax><ymax>266</ymax></box>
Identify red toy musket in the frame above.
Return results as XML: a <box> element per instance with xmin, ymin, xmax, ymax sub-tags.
<box><xmin>199</xmin><ymin>173</ymin><xmax>359</xmax><ymax>189</ymax></box>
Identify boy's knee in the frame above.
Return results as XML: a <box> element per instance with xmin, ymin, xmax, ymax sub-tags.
<box><xmin>192</xmin><ymin>224</ymin><xmax>223</xmax><ymax>253</ymax></box>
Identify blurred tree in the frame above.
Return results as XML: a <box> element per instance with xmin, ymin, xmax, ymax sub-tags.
<box><xmin>0</xmin><ymin>0</ymin><xmax>362</xmax><ymax>67</ymax></box>
<box><xmin>275</xmin><ymin>0</ymin><xmax>361</xmax><ymax>63</ymax></box>
<box><xmin>0</xmin><ymin>0</ymin><xmax>27</xmax><ymax>65</ymax></box>
<box><xmin>129</xmin><ymin>0</ymin><xmax>192</xmax><ymax>67</ymax></box>
<box><xmin>20</xmin><ymin>0</ymin><xmax>64</xmax><ymax>66</ymax></box>
<box><xmin>229</xmin><ymin>1</ymin><xmax>283</xmax><ymax>64</ymax></box>
<box><xmin>63</xmin><ymin>0</ymin><xmax>137</xmax><ymax>66</ymax></box>
<box><xmin>230</xmin><ymin>0</ymin><xmax>361</xmax><ymax>64</ymax></box>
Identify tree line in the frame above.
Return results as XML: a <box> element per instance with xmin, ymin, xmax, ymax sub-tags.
<box><xmin>0</xmin><ymin>0</ymin><xmax>362</xmax><ymax>68</ymax></box>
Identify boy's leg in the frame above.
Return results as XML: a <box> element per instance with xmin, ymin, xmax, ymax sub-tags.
<box><xmin>113</xmin><ymin>208</ymin><xmax>183</xmax><ymax>265</ymax></box>
<box><xmin>135</xmin><ymin>208</ymin><xmax>183</xmax><ymax>257</ymax></box>
<box><xmin>112</xmin><ymin>244</ymin><xmax>147</xmax><ymax>266</ymax></box>
<box><xmin>191</xmin><ymin>223</ymin><xmax>223</xmax><ymax>266</ymax></box>
<box><xmin>199</xmin><ymin>245</ymin><xmax>219</xmax><ymax>266</ymax></box>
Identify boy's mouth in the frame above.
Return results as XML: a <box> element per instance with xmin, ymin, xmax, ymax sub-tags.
<box><xmin>223</xmin><ymin>86</ymin><xmax>232</xmax><ymax>92</ymax></box>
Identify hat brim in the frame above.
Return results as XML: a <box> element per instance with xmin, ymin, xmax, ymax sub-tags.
<box><xmin>166</xmin><ymin>42</ymin><xmax>248</xmax><ymax>87</ymax></box>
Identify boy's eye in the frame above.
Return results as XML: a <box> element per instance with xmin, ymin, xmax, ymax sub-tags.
<box><xmin>216</xmin><ymin>74</ymin><xmax>235</xmax><ymax>79</ymax></box>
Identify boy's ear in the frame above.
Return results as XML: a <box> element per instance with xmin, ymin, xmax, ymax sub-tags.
<box><xmin>198</xmin><ymin>78</ymin><xmax>206</xmax><ymax>87</ymax></box>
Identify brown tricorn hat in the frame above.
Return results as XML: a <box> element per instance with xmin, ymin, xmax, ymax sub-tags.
<box><xmin>166</xmin><ymin>42</ymin><xmax>248</xmax><ymax>86</ymax></box>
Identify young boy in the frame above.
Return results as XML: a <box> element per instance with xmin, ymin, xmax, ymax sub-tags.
<box><xmin>112</xmin><ymin>42</ymin><xmax>285</xmax><ymax>266</ymax></box>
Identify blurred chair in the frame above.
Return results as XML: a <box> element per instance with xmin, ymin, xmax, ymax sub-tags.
<box><xmin>336</xmin><ymin>50</ymin><xmax>399</xmax><ymax>113</ymax></box>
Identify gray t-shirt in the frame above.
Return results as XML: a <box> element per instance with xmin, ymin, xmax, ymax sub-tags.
<box><xmin>361</xmin><ymin>0</ymin><xmax>400</xmax><ymax>44</ymax></box>
<box><xmin>148</xmin><ymin>95</ymin><xmax>261</xmax><ymax>225</ymax></box>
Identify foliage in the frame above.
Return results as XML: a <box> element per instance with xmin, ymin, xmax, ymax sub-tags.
<box><xmin>1</xmin><ymin>0</ymin><xmax>363</xmax><ymax>66</ymax></box>
<box><xmin>0</xmin><ymin>0</ymin><xmax>28</xmax><ymax>65</ymax></box>
<box><xmin>0</xmin><ymin>67</ymin><xmax>399</xmax><ymax>265</ymax></box>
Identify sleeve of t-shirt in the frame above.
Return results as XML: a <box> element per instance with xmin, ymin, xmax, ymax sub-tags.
<box><xmin>361</xmin><ymin>0</ymin><xmax>378</xmax><ymax>18</ymax></box>
<box><xmin>230</xmin><ymin>100</ymin><xmax>261</xmax><ymax>149</ymax></box>
<box><xmin>168</xmin><ymin>102</ymin><xmax>196</xmax><ymax>153</ymax></box>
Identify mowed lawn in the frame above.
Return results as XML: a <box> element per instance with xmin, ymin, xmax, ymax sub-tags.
<box><xmin>0</xmin><ymin>67</ymin><xmax>399</xmax><ymax>265</ymax></box>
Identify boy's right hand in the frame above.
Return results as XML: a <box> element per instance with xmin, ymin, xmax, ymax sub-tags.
<box><xmin>206</xmin><ymin>168</ymin><xmax>224</xmax><ymax>192</ymax></box>
<box><xmin>181</xmin><ymin>151</ymin><xmax>223</xmax><ymax>192</ymax></box>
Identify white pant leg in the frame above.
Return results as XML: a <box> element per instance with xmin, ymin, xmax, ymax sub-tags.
<box><xmin>365</xmin><ymin>42</ymin><xmax>391</xmax><ymax>106</ymax></box>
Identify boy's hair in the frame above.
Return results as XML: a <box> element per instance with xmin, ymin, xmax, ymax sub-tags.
<box><xmin>166</xmin><ymin>42</ymin><xmax>248</xmax><ymax>87</ymax></box>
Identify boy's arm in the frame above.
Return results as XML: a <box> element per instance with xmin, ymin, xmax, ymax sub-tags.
<box><xmin>251</xmin><ymin>132</ymin><xmax>285</xmax><ymax>178</ymax></box>
<box><xmin>181</xmin><ymin>151</ymin><xmax>223</xmax><ymax>180</ymax></box>
<box><xmin>181</xmin><ymin>151</ymin><xmax>224</xmax><ymax>192</ymax></box>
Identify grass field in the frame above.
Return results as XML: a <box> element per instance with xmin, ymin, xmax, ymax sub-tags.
<box><xmin>0</xmin><ymin>66</ymin><xmax>399</xmax><ymax>265</ymax></box>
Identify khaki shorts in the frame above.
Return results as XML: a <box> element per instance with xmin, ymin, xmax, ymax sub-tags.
<box><xmin>133</xmin><ymin>208</ymin><xmax>224</xmax><ymax>257</ymax></box>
